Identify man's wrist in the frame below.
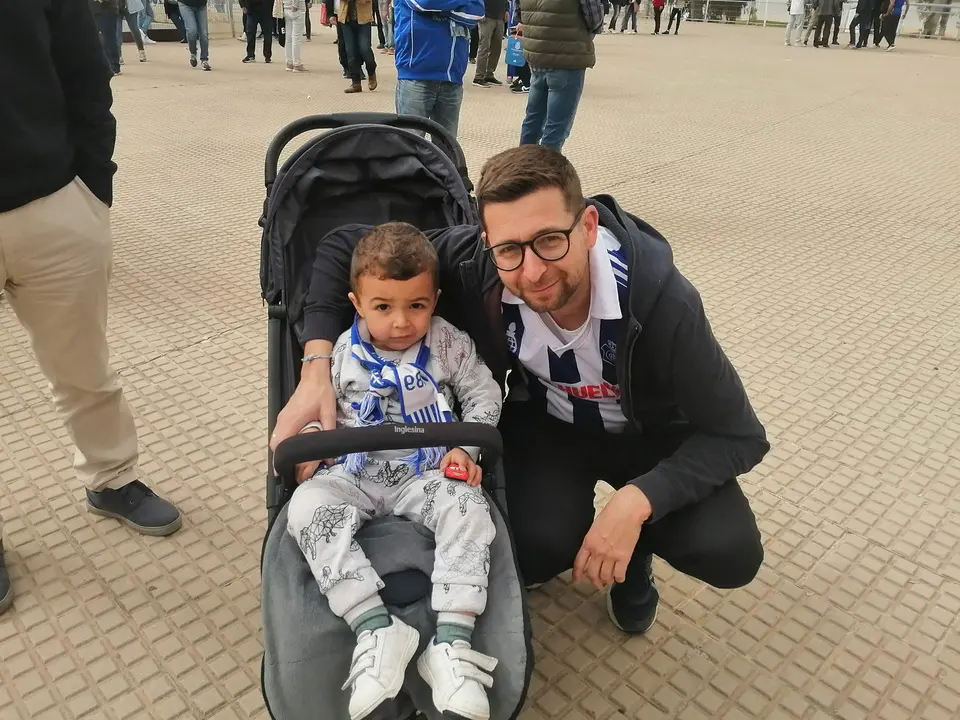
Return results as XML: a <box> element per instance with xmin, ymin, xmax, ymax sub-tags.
<box><xmin>620</xmin><ymin>484</ymin><xmax>653</xmax><ymax>524</ymax></box>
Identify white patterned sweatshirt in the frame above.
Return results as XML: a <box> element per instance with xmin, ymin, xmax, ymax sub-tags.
<box><xmin>330</xmin><ymin>317</ymin><xmax>503</xmax><ymax>463</ymax></box>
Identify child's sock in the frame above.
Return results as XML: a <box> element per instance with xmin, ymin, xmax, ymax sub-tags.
<box><xmin>435</xmin><ymin>612</ymin><xmax>475</xmax><ymax>645</ymax></box>
<box><xmin>344</xmin><ymin>595</ymin><xmax>391</xmax><ymax>636</ymax></box>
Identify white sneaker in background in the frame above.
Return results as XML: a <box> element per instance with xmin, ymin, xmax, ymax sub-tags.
<box><xmin>418</xmin><ymin>638</ymin><xmax>497</xmax><ymax>720</ymax></box>
<box><xmin>142</xmin><ymin>33</ymin><xmax>157</xmax><ymax>44</ymax></box>
<box><xmin>343</xmin><ymin>617</ymin><xmax>419</xmax><ymax>720</ymax></box>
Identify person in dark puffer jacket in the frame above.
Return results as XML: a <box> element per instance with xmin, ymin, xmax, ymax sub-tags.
<box><xmin>518</xmin><ymin>0</ymin><xmax>604</xmax><ymax>151</ymax></box>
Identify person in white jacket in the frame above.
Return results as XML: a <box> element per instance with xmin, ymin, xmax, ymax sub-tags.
<box><xmin>785</xmin><ymin>0</ymin><xmax>805</xmax><ymax>45</ymax></box>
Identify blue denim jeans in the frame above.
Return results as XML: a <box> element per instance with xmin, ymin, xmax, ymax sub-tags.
<box><xmin>117</xmin><ymin>11</ymin><xmax>145</xmax><ymax>51</ymax></box>
<box><xmin>178</xmin><ymin>2</ymin><xmax>209</xmax><ymax>60</ymax></box>
<box><xmin>341</xmin><ymin>21</ymin><xmax>376</xmax><ymax>83</ymax></box>
<box><xmin>395</xmin><ymin>79</ymin><xmax>464</xmax><ymax>140</ymax></box>
<box><xmin>519</xmin><ymin>68</ymin><xmax>586</xmax><ymax>152</ymax></box>
<box><xmin>93</xmin><ymin>12</ymin><xmax>121</xmax><ymax>74</ymax></box>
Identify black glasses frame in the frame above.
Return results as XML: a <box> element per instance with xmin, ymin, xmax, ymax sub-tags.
<box><xmin>483</xmin><ymin>206</ymin><xmax>587</xmax><ymax>272</ymax></box>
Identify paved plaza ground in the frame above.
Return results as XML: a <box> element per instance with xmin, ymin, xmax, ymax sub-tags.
<box><xmin>2</xmin><ymin>18</ymin><xmax>960</xmax><ymax>720</ymax></box>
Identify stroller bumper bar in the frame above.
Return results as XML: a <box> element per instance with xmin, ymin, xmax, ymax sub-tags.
<box><xmin>272</xmin><ymin>423</ymin><xmax>503</xmax><ymax>481</ymax></box>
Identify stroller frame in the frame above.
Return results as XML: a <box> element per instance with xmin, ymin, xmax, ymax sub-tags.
<box><xmin>258</xmin><ymin>114</ymin><xmax>531</xmax><ymax>720</ymax></box>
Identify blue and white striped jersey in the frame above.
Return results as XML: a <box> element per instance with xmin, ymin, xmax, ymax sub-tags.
<box><xmin>502</xmin><ymin>227</ymin><xmax>629</xmax><ymax>432</ymax></box>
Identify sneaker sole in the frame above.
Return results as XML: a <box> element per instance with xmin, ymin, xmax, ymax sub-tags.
<box><xmin>351</xmin><ymin>624</ymin><xmax>419</xmax><ymax>720</ymax></box>
<box><xmin>86</xmin><ymin>504</ymin><xmax>183</xmax><ymax>537</ymax></box>
<box><xmin>416</xmin><ymin>657</ymin><xmax>488</xmax><ymax>720</ymax></box>
<box><xmin>605</xmin><ymin>586</ymin><xmax>658</xmax><ymax>634</ymax></box>
<box><xmin>0</xmin><ymin>584</ymin><xmax>13</xmax><ymax>615</ymax></box>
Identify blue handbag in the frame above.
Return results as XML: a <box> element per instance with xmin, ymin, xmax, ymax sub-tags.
<box><xmin>505</xmin><ymin>36</ymin><xmax>525</xmax><ymax>67</ymax></box>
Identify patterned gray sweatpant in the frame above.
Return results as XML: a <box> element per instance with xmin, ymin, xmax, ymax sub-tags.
<box><xmin>286</xmin><ymin>460</ymin><xmax>496</xmax><ymax>619</ymax></box>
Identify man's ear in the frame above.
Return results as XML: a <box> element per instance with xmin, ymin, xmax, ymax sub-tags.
<box><xmin>583</xmin><ymin>205</ymin><xmax>600</xmax><ymax>250</ymax></box>
<box><xmin>348</xmin><ymin>291</ymin><xmax>364</xmax><ymax>317</ymax></box>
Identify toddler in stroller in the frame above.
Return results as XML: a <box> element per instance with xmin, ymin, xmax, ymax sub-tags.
<box><xmin>286</xmin><ymin>222</ymin><xmax>502</xmax><ymax>720</ymax></box>
<box><xmin>260</xmin><ymin>112</ymin><xmax>532</xmax><ymax>720</ymax></box>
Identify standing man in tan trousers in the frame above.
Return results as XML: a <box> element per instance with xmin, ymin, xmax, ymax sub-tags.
<box><xmin>0</xmin><ymin>0</ymin><xmax>182</xmax><ymax>615</ymax></box>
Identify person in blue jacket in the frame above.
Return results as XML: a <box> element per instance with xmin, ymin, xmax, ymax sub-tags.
<box><xmin>393</xmin><ymin>0</ymin><xmax>484</xmax><ymax>139</ymax></box>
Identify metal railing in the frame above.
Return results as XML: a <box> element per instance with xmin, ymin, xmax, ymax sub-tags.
<box><xmin>628</xmin><ymin>0</ymin><xmax>960</xmax><ymax>39</ymax></box>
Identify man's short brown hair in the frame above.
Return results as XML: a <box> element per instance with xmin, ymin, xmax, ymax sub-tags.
<box><xmin>475</xmin><ymin>146</ymin><xmax>585</xmax><ymax>224</ymax></box>
<box><xmin>350</xmin><ymin>222</ymin><xmax>439</xmax><ymax>292</ymax></box>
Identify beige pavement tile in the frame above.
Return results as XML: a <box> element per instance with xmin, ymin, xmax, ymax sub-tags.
<box><xmin>2</xmin><ymin>16</ymin><xmax>960</xmax><ymax>720</ymax></box>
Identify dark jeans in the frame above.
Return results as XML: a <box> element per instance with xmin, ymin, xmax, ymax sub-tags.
<box><xmin>814</xmin><ymin>14</ymin><xmax>832</xmax><ymax>45</ymax></box>
<box><xmin>608</xmin><ymin>4</ymin><xmax>621</xmax><ymax>29</ymax></box>
<box><xmin>245</xmin><ymin>6</ymin><xmax>273</xmax><ymax>59</ymax></box>
<box><xmin>882</xmin><ymin>12</ymin><xmax>900</xmax><ymax>45</ymax></box>
<box><xmin>336</xmin><ymin>21</ymin><xmax>348</xmax><ymax>72</ymax></box>
<box><xmin>341</xmin><ymin>20</ymin><xmax>376</xmax><ymax>82</ymax></box>
<box><xmin>469</xmin><ymin>25</ymin><xmax>479</xmax><ymax>60</ymax></box>
<box><xmin>857</xmin><ymin>14</ymin><xmax>871</xmax><ymax>45</ymax></box>
<box><xmin>93</xmin><ymin>12</ymin><xmax>121</xmax><ymax>73</ymax></box>
<box><xmin>305</xmin><ymin>1</ymin><xmax>312</xmax><ymax>38</ymax></box>
<box><xmin>373</xmin><ymin>0</ymin><xmax>385</xmax><ymax>46</ymax></box>
<box><xmin>667</xmin><ymin>7</ymin><xmax>682</xmax><ymax>32</ymax></box>
<box><xmin>519</xmin><ymin>67</ymin><xmax>585</xmax><ymax>151</ymax></box>
<box><xmin>873</xmin><ymin>2</ymin><xmax>887</xmax><ymax>43</ymax></box>
<box><xmin>515</xmin><ymin>62</ymin><xmax>530</xmax><ymax>86</ymax></box>
<box><xmin>165</xmin><ymin>2</ymin><xmax>187</xmax><ymax>40</ymax></box>
<box><xmin>653</xmin><ymin>5</ymin><xmax>664</xmax><ymax>33</ymax></box>
<box><xmin>500</xmin><ymin>403</ymin><xmax>764</xmax><ymax>590</ymax></box>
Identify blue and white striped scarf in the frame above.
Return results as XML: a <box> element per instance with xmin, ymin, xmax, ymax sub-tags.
<box><xmin>342</xmin><ymin>318</ymin><xmax>454</xmax><ymax>476</ymax></box>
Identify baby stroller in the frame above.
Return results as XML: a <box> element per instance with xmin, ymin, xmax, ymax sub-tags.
<box><xmin>258</xmin><ymin>113</ymin><xmax>533</xmax><ymax>720</ymax></box>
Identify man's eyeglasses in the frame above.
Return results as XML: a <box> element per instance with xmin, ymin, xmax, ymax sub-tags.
<box><xmin>484</xmin><ymin>207</ymin><xmax>586</xmax><ymax>272</ymax></box>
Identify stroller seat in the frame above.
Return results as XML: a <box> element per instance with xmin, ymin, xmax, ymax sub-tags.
<box><xmin>258</xmin><ymin>114</ymin><xmax>533</xmax><ymax>720</ymax></box>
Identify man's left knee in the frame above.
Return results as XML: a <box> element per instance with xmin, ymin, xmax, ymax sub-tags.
<box><xmin>701</xmin><ymin>531</ymin><xmax>764</xmax><ymax>589</ymax></box>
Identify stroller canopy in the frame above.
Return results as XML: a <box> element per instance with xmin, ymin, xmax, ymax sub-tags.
<box><xmin>259</xmin><ymin>121</ymin><xmax>477</xmax><ymax>328</ymax></box>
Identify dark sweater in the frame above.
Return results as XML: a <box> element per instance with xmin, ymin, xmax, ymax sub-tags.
<box><xmin>0</xmin><ymin>1</ymin><xmax>117</xmax><ymax>212</ymax></box>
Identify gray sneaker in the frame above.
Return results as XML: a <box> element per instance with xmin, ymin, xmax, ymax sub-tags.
<box><xmin>86</xmin><ymin>481</ymin><xmax>182</xmax><ymax>536</ymax></box>
<box><xmin>0</xmin><ymin>540</ymin><xmax>12</xmax><ymax>615</ymax></box>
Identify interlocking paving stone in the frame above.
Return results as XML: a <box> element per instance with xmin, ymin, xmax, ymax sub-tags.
<box><xmin>1</xmin><ymin>15</ymin><xmax>959</xmax><ymax>720</ymax></box>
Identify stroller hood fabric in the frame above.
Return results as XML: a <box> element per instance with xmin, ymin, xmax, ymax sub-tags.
<box><xmin>259</xmin><ymin>124</ymin><xmax>476</xmax><ymax>328</ymax></box>
<box><xmin>261</xmin><ymin>495</ymin><xmax>532</xmax><ymax>719</ymax></box>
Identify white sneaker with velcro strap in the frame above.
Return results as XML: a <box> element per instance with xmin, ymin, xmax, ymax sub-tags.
<box><xmin>417</xmin><ymin>638</ymin><xmax>498</xmax><ymax>720</ymax></box>
<box><xmin>343</xmin><ymin>617</ymin><xmax>420</xmax><ymax>720</ymax></box>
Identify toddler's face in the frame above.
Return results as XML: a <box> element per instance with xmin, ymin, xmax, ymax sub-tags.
<box><xmin>349</xmin><ymin>272</ymin><xmax>438</xmax><ymax>352</ymax></box>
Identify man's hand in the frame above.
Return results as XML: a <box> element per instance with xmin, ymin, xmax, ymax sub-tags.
<box><xmin>270</xmin><ymin>377</ymin><xmax>337</xmax><ymax>455</ymax></box>
<box><xmin>440</xmin><ymin>448</ymin><xmax>482</xmax><ymax>487</ymax></box>
<box><xmin>294</xmin><ymin>426</ymin><xmax>323</xmax><ymax>483</ymax></box>
<box><xmin>573</xmin><ymin>485</ymin><xmax>653</xmax><ymax>590</ymax></box>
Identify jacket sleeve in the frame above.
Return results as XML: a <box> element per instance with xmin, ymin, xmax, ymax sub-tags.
<box><xmin>628</xmin><ymin>298</ymin><xmax>769</xmax><ymax>523</ymax></box>
<box><xmin>302</xmin><ymin>226</ymin><xmax>367</xmax><ymax>344</ymax></box>
<box><xmin>50</xmin><ymin>0</ymin><xmax>118</xmax><ymax>207</ymax></box>
<box><xmin>444</xmin><ymin>325</ymin><xmax>503</xmax><ymax>461</ymax></box>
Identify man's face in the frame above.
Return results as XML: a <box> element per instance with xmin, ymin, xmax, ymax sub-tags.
<box><xmin>482</xmin><ymin>187</ymin><xmax>598</xmax><ymax>314</ymax></box>
<box><xmin>349</xmin><ymin>272</ymin><xmax>438</xmax><ymax>352</ymax></box>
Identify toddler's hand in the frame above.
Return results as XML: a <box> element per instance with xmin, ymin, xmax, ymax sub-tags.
<box><xmin>440</xmin><ymin>448</ymin><xmax>482</xmax><ymax>487</ymax></box>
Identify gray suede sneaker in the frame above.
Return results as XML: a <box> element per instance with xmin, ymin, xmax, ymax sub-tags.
<box><xmin>86</xmin><ymin>481</ymin><xmax>182</xmax><ymax>536</ymax></box>
<box><xmin>0</xmin><ymin>540</ymin><xmax>13</xmax><ymax>615</ymax></box>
